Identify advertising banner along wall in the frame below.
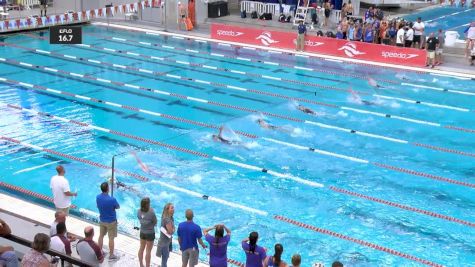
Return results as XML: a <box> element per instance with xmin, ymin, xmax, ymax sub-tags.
<box><xmin>211</xmin><ymin>23</ymin><xmax>426</xmax><ymax>67</ymax></box>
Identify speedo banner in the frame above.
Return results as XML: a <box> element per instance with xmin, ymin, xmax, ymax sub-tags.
<box><xmin>211</xmin><ymin>23</ymin><xmax>426</xmax><ymax>67</ymax></box>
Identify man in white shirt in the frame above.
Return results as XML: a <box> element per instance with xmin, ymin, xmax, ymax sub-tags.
<box><xmin>396</xmin><ymin>25</ymin><xmax>405</xmax><ymax>47</ymax></box>
<box><xmin>412</xmin><ymin>17</ymin><xmax>425</xmax><ymax>49</ymax></box>
<box><xmin>405</xmin><ymin>25</ymin><xmax>414</xmax><ymax>48</ymax></box>
<box><xmin>50</xmin><ymin>165</ymin><xmax>77</xmax><ymax>215</ymax></box>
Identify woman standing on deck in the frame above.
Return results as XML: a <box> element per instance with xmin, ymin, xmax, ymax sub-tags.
<box><xmin>137</xmin><ymin>197</ymin><xmax>157</xmax><ymax>267</ymax></box>
<box><xmin>156</xmin><ymin>203</ymin><xmax>175</xmax><ymax>267</ymax></box>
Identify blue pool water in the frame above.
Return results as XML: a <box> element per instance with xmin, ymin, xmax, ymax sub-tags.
<box><xmin>403</xmin><ymin>6</ymin><xmax>475</xmax><ymax>37</ymax></box>
<box><xmin>0</xmin><ymin>25</ymin><xmax>474</xmax><ymax>266</ymax></box>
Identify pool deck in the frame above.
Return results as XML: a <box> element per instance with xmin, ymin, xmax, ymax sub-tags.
<box><xmin>0</xmin><ymin>192</ymin><xmax>209</xmax><ymax>267</ymax></box>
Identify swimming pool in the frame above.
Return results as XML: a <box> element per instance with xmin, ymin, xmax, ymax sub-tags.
<box><xmin>403</xmin><ymin>6</ymin><xmax>475</xmax><ymax>37</ymax></box>
<box><xmin>0</xmin><ymin>24</ymin><xmax>474</xmax><ymax>266</ymax></box>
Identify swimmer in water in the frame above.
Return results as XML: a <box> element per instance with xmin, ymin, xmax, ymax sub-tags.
<box><xmin>367</xmin><ymin>77</ymin><xmax>383</xmax><ymax>88</ymax></box>
<box><xmin>349</xmin><ymin>89</ymin><xmax>375</xmax><ymax>106</ymax></box>
<box><xmin>297</xmin><ymin>104</ymin><xmax>319</xmax><ymax>115</ymax></box>
<box><xmin>212</xmin><ymin>126</ymin><xmax>239</xmax><ymax>145</ymax></box>
<box><xmin>257</xmin><ymin>119</ymin><xmax>279</xmax><ymax>130</ymax></box>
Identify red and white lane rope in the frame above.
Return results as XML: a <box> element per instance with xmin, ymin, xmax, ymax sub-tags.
<box><xmin>5</xmin><ymin>42</ymin><xmax>474</xmax><ymax>135</ymax></box>
<box><xmin>329</xmin><ymin>186</ymin><xmax>475</xmax><ymax>227</ymax></box>
<box><xmin>273</xmin><ymin>215</ymin><xmax>443</xmax><ymax>267</ymax></box>
<box><xmin>0</xmin><ymin>136</ymin><xmax>460</xmax><ymax>265</ymax></box>
<box><xmin>0</xmin><ymin>136</ymin><xmax>268</xmax><ymax>216</ymax></box>
<box><xmin>80</xmin><ymin>32</ymin><xmax>399</xmax><ymax>85</ymax></box>
<box><xmin>3</xmin><ymin>103</ymin><xmax>323</xmax><ymax>188</ymax></box>
<box><xmin>5</xmin><ymin>95</ymin><xmax>475</xmax><ymax>189</ymax></box>
<box><xmin>0</xmin><ymin>181</ymin><xmax>77</xmax><ymax>209</ymax></box>
<box><xmin>6</xmin><ymin>104</ymin><xmax>475</xmax><ymax>227</ymax></box>
<box><xmin>3</xmin><ymin>56</ymin><xmax>473</xmax><ymax>160</ymax></box>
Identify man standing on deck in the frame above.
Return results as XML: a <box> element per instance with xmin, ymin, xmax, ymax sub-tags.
<box><xmin>50</xmin><ymin>165</ymin><xmax>77</xmax><ymax>215</ymax></box>
<box><xmin>96</xmin><ymin>182</ymin><xmax>120</xmax><ymax>261</ymax></box>
<box><xmin>296</xmin><ymin>20</ymin><xmax>307</xmax><ymax>52</ymax></box>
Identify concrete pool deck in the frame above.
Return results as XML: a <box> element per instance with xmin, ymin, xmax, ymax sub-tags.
<box><xmin>0</xmin><ymin>192</ymin><xmax>210</xmax><ymax>267</ymax></box>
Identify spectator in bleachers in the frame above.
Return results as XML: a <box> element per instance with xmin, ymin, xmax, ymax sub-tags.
<box><xmin>263</xmin><ymin>243</ymin><xmax>287</xmax><ymax>267</ymax></box>
<box><xmin>242</xmin><ymin>231</ymin><xmax>266</xmax><ymax>267</ymax></box>
<box><xmin>0</xmin><ymin>219</ymin><xmax>19</xmax><ymax>267</ymax></box>
<box><xmin>39</xmin><ymin>0</ymin><xmax>47</xmax><ymax>17</ymax></box>
<box><xmin>21</xmin><ymin>233</ymin><xmax>52</xmax><ymax>267</ymax></box>
<box><xmin>50</xmin><ymin>211</ymin><xmax>66</xmax><ymax>237</ymax></box>
<box><xmin>323</xmin><ymin>0</ymin><xmax>332</xmax><ymax>27</ymax></box>
<box><xmin>396</xmin><ymin>24</ymin><xmax>405</xmax><ymax>47</ymax></box>
<box><xmin>336</xmin><ymin>26</ymin><xmax>344</xmax><ymax>39</ymax></box>
<box><xmin>388</xmin><ymin>21</ymin><xmax>398</xmax><ymax>45</ymax></box>
<box><xmin>354</xmin><ymin>21</ymin><xmax>363</xmax><ymax>41</ymax></box>
<box><xmin>96</xmin><ymin>182</ymin><xmax>120</xmax><ymax>261</ymax></box>
<box><xmin>76</xmin><ymin>226</ymin><xmax>104</xmax><ymax>266</ymax></box>
<box><xmin>137</xmin><ymin>197</ymin><xmax>157</xmax><ymax>267</ymax></box>
<box><xmin>364</xmin><ymin>6</ymin><xmax>373</xmax><ymax>22</ymax></box>
<box><xmin>380</xmin><ymin>20</ymin><xmax>389</xmax><ymax>45</ymax></box>
<box><xmin>341</xmin><ymin>17</ymin><xmax>349</xmax><ymax>39</ymax></box>
<box><xmin>290</xmin><ymin>254</ymin><xmax>301</xmax><ymax>267</ymax></box>
<box><xmin>363</xmin><ymin>23</ymin><xmax>374</xmax><ymax>43</ymax></box>
<box><xmin>345</xmin><ymin>0</ymin><xmax>353</xmax><ymax>16</ymax></box>
<box><xmin>404</xmin><ymin>24</ymin><xmax>414</xmax><ymax>47</ymax></box>
<box><xmin>156</xmin><ymin>203</ymin><xmax>175</xmax><ymax>267</ymax></box>
<box><xmin>50</xmin><ymin>222</ymin><xmax>72</xmax><ymax>256</ymax></box>
<box><xmin>177</xmin><ymin>209</ymin><xmax>207</xmax><ymax>267</ymax></box>
<box><xmin>332</xmin><ymin>261</ymin><xmax>344</xmax><ymax>267</ymax></box>
<box><xmin>50</xmin><ymin>165</ymin><xmax>77</xmax><ymax>215</ymax></box>
<box><xmin>203</xmin><ymin>224</ymin><xmax>231</xmax><ymax>267</ymax></box>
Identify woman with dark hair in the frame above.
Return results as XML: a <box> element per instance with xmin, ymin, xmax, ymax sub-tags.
<box><xmin>21</xmin><ymin>233</ymin><xmax>52</xmax><ymax>267</ymax></box>
<box><xmin>203</xmin><ymin>224</ymin><xmax>231</xmax><ymax>267</ymax></box>
<box><xmin>242</xmin><ymin>232</ymin><xmax>267</xmax><ymax>267</ymax></box>
<box><xmin>156</xmin><ymin>203</ymin><xmax>175</xmax><ymax>267</ymax></box>
<box><xmin>263</xmin><ymin>244</ymin><xmax>287</xmax><ymax>267</ymax></box>
<box><xmin>137</xmin><ymin>197</ymin><xmax>157</xmax><ymax>267</ymax></box>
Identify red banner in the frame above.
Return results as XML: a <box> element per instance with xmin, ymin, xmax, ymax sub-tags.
<box><xmin>211</xmin><ymin>23</ymin><xmax>426</xmax><ymax>67</ymax></box>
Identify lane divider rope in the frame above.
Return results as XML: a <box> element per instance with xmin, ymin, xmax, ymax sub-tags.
<box><xmin>2</xmin><ymin>102</ymin><xmax>323</xmax><ymax>188</ymax></box>
<box><xmin>1</xmin><ymin>66</ymin><xmax>474</xmax><ymax>187</ymax></box>
<box><xmin>0</xmin><ymin>136</ymin><xmax>268</xmax><ymax>215</ymax></box>
<box><xmin>5</xmin><ymin>55</ymin><xmax>473</xmax><ymax>160</ymax></box>
<box><xmin>5</xmin><ymin>42</ymin><xmax>473</xmax><ymax>134</ymax></box>
<box><xmin>0</xmin><ymin>137</ymin><xmax>462</xmax><ymax>265</ymax></box>
<box><xmin>273</xmin><ymin>215</ymin><xmax>443</xmax><ymax>267</ymax></box>
<box><xmin>81</xmin><ymin>32</ymin><xmax>398</xmax><ymax>85</ymax></box>
<box><xmin>0</xmin><ymin>181</ymin><xmax>78</xmax><ymax>209</ymax></box>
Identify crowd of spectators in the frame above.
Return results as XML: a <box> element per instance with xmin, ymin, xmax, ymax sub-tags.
<box><xmin>1</xmin><ymin>165</ymin><xmax>348</xmax><ymax>267</ymax></box>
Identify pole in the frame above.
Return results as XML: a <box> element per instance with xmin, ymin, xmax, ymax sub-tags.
<box><xmin>111</xmin><ymin>155</ymin><xmax>115</xmax><ymax>197</ymax></box>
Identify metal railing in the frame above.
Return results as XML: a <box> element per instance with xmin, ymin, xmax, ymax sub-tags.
<box><xmin>2</xmin><ymin>233</ymin><xmax>93</xmax><ymax>267</ymax></box>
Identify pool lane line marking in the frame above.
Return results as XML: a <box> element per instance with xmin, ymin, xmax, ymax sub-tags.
<box><xmin>373</xmin><ymin>94</ymin><xmax>470</xmax><ymax>112</ymax></box>
<box><xmin>64</xmin><ymin>32</ymin><xmax>398</xmax><ymax>85</ymax></box>
<box><xmin>0</xmin><ymin>136</ymin><xmax>268</xmax><ymax>215</ymax></box>
<box><xmin>21</xmin><ymin>33</ymin><xmax>365</xmax><ymax>95</ymax></box>
<box><xmin>13</xmin><ymin>160</ymin><xmax>62</xmax><ymax>175</ymax></box>
<box><xmin>3</xmin><ymin>103</ymin><xmax>323</xmax><ymax>189</ymax></box>
<box><xmin>4</xmin><ymin>97</ymin><xmax>474</xmax><ymax>190</ymax></box>
<box><xmin>329</xmin><ymin>186</ymin><xmax>475</xmax><ymax>227</ymax></box>
<box><xmin>273</xmin><ymin>215</ymin><xmax>443</xmax><ymax>267</ymax></box>
<box><xmin>3</xmin><ymin>58</ymin><xmax>475</xmax><ymax>161</ymax></box>
<box><xmin>74</xmin><ymin>42</ymin><xmax>362</xmax><ymax>95</ymax></box>
<box><xmin>0</xmin><ymin>138</ymin><xmax>463</xmax><ymax>265</ymax></box>
<box><xmin>402</xmin><ymin>82</ymin><xmax>475</xmax><ymax>96</ymax></box>
<box><xmin>10</xmin><ymin>45</ymin><xmax>472</xmax><ymax>133</ymax></box>
<box><xmin>426</xmin><ymin>8</ymin><xmax>475</xmax><ymax>23</ymax></box>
